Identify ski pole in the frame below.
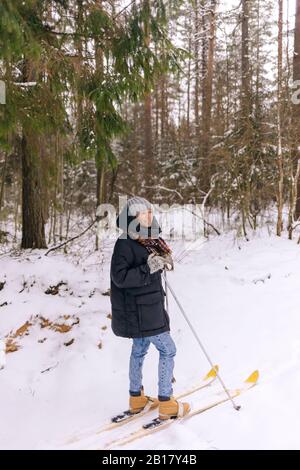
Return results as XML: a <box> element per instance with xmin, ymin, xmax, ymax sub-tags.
<box><xmin>163</xmin><ymin>270</ymin><xmax>241</xmax><ymax>411</ymax></box>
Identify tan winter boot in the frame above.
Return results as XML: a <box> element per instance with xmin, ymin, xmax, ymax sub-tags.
<box><xmin>159</xmin><ymin>397</ymin><xmax>190</xmax><ymax>420</ymax></box>
<box><xmin>129</xmin><ymin>389</ymin><xmax>159</xmax><ymax>414</ymax></box>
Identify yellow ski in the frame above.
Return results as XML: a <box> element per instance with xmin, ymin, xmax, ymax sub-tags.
<box><xmin>64</xmin><ymin>365</ymin><xmax>219</xmax><ymax>445</ymax></box>
<box><xmin>104</xmin><ymin>370</ymin><xmax>259</xmax><ymax>449</ymax></box>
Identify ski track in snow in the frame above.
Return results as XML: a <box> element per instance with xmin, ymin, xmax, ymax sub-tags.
<box><xmin>1</xmin><ymin>231</ymin><xmax>300</xmax><ymax>449</ymax></box>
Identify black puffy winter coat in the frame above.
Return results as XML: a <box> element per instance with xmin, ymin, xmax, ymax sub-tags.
<box><xmin>110</xmin><ymin>210</ymin><xmax>170</xmax><ymax>339</ymax></box>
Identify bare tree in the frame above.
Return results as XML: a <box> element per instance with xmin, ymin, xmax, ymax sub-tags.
<box><xmin>276</xmin><ymin>0</ymin><xmax>283</xmax><ymax>236</ymax></box>
<box><xmin>294</xmin><ymin>0</ymin><xmax>300</xmax><ymax>219</ymax></box>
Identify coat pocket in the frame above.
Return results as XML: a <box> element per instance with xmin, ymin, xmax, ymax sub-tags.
<box><xmin>135</xmin><ymin>291</ymin><xmax>166</xmax><ymax>332</ymax></box>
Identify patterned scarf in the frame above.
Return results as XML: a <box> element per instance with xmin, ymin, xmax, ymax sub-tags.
<box><xmin>138</xmin><ymin>236</ymin><xmax>171</xmax><ymax>256</ymax></box>
<box><xmin>137</xmin><ymin>236</ymin><xmax>174</xmax><ymax>270</ymax></box>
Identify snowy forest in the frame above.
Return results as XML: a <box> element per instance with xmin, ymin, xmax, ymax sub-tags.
<box><xmin>1</xmin><ymin>0</ymin><xmax>300</xmax><ymax>452</ymax></box>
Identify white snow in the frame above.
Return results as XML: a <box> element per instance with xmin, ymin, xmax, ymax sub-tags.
<box><xmin>0</xmin><ymin>340</ymin><xmax>6</xmax><ymax>369</ymax></box>
<box><xmin>1</xmin><ymin>229</ymin><xmax>300</xmax><ymax>449</ymax></box>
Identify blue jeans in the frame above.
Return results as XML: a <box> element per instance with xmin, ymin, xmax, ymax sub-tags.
<box><xmin>129</xmin><ymin>331</ymin><xmax>177</xmax><ymax>400</ymax></box>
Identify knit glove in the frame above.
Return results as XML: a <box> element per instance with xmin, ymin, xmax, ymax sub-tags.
<box><xmin>147</xmin><ymin>253</ymin><xmax>165</xmax><ymax>274</ymax></box>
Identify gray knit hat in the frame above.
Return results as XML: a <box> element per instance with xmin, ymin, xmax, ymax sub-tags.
<box><xmin>127</xmin><ymin>196</ymin><xmax>152</xmax><ymax>216</ymax></box>
<box><xmin>117</xmin><ymin>196</ymin><xmax>161</xmax><ymax>238</ymax></box>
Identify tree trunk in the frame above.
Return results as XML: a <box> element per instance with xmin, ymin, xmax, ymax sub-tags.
<box><xmin>143</xmin><ymin>0</ymin><xmax>153</xmax><ymax>196</ymax></box>
<box><xmin>186</xmin><ymin>13</ymin><xmax>192</xmax><ymax>134</ymax></box>
<box><xmin>241</xmin><ymin>0</ymin><xmax>251</xmax><ymax>121</ymax></box>
<box><xmin>94</xmin><ymin>0</ymin><xmax>106</xmax><ymax>250</ymax></box>
<box><xmin>0</xmin><ymin>152</ymin><xmax>8</xmax><ymax>212</ymax></box>
<box><xmin>21</xmin><ymin>57</ymin><xmax>46</xmax><ymax>249</ymax></box>
<box><xmin>200</xmin><ymin>0</ymin><xmax>217</xmax><ymax>187</ymax></box>
<box><xmin>194</xmin><ymin>0</ymin><xmax>200</xmax><ymax>142</ymax></box>
<box><xmin>21</xmin><ymin>133</ymin><xmax>47</xmax><ymax>249</ymax></box>
<box><xmin>276</xmin><ymin>0</ymin><xmax>284</xmax><ymax>236</ymax></box>
<box><xmin>293</xmin><ymin>0</ymin><xmax>300</xmax><ymax>218</ymax></box>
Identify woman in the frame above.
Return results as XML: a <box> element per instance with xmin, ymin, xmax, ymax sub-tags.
<box><xmin>110</xmin><ymin>196</ymin><xmax>190</xmax><ymax>420</ymax></box>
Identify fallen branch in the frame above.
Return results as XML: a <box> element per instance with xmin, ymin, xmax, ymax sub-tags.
<box><xmin>41</xmin><ymin>362</ymin><xmax>59</xmax><ymax>374</ymax></box>
<box><xmin>45</xmin><ymin>218</ymin><xmax>97</xmax><ymax>256</ymax></box>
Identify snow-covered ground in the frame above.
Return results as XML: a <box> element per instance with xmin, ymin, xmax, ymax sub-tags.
<box><xmin>1</xmin><ymin>229</ymin><xmax>300</xmax><ymax>450</ymax></box>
